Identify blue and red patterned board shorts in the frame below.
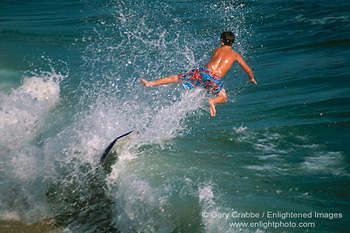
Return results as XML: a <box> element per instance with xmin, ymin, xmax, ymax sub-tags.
<box><xmin>178</xmin><ymin>67</ymin><xmax>224</xmax><ymax>95</ymax></box>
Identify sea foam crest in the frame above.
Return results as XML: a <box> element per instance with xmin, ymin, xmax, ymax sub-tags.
<box><xmin>0</xmin><ymin>70</ymin><xmax>63</xmax><ymax>148</ymax></box>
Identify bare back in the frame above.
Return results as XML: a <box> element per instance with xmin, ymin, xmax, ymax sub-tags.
<box><xmin>205</xmin><ymin>46</ymin><xmax>238</xmax><ymax>78</ymax></box>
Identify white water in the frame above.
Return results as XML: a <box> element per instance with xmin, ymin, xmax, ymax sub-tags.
<box><xmin>0</xmin><ymin>69</ymin><xmax>64</xmax><ymax>221</ymax></box>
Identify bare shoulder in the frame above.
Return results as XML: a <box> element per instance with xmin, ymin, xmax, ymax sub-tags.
<box><xmin>231</xmin><ymin>50</ymin><xmax>241</xmax><ymax>60</ymax></box>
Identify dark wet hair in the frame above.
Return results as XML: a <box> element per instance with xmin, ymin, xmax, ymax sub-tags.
<box><xmin>220</xmin><ymin>31</ymin><xmax>235</xmax><ymax>46</ymax></box>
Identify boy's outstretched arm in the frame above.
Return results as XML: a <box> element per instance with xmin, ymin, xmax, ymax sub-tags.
<box><xmin>237</xmin><ymin>55</ymin><xmax>257</xmax><ymax>85</ymax></box>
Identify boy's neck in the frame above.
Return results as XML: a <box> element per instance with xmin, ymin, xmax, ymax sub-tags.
<box><xmin>221</xmin><ymin>45</ymin><xmax>232</xmax><ymax>49</ymax></box>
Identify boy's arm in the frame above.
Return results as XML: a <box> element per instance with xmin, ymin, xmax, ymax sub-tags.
<box><xmin>237</xmin><ymin>54</ymin><xmax>257</xmax><ymax>85</ymax></box>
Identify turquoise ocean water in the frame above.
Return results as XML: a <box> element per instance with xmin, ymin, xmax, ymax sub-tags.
<box><xmin>0</xmin><ymin>0</ymin><xmax>349</xmax><ymax>232</ymax></box>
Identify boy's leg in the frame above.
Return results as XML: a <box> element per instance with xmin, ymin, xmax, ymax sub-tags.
<box><xmin>140</xmin><ymin>75</ymin><xmax>180</xmax><ymax>87</ymax></box>
<box><xmin>208</xmin><ymin>89</ymin><xmax>227</xmax><ymax>117</ymax></box>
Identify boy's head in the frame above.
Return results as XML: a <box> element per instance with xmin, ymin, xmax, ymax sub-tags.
<box><xmin>220</xmin><ymin>31</ymin><xmax>235</xmax><ymax>46</ymax></box>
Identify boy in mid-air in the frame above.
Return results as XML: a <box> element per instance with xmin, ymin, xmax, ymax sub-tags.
<box><xmin>141</xmin><ymin>31</ymin><xmax>257</xmax><ymax>117</ymax></box>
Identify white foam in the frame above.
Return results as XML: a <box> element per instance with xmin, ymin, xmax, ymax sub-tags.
<box><xmin>295</xmin><ymin>14</ymin><xmax>350</xmax><ymax>28</ymax></box>
<box><xmin>10</xmin><ymin>145</ymin><xmax>45</xmax><ymax>181</ymax></box>
<box><xmin>199</xmin><ymin>185</ymin><xmax>233</xmax><ymax>233</ymax></box>
<box><xmin>233</xmin><ymin>125</ymin><xmax>248</xmax><ymax>133</ymax></box>
<box><xmin>17</xmin><ymin>75</ymin><xmax>61</xmax><ymax>107</ymax></box>
<box><xmin>0</xmin><ymin>69</ymin><xmax>64</xmax><ymax>221</ymax></box>
<box><xmin>48</xmin><ymin>87</ymin><xmax>206</xmax><ymax>169</ymax></box>
<box><xmin>107</xmin><ymin>174</ymin><xmax>174</xmax><ymax>233</ymax></box>
<box><xmin>0</xmin><ymin>71</ymin><xmax>63</xmax><ymax>148</ymax></box>
<box><xmin>258</xmin><ymin>154</ymin><xmax>280</xmax><ymax>160</ymax></box>
<box><xmin>245</xmin><ymin>164</ymin><xmax>275</xmax><ymax>171</ymax></box>
<box><xmin>199</xmin><ymin>184</ymin><xmax>266</xmax><ymax>233</ymax></box>
<box><xmin>301</xmin><ymin>151</ymin><xmax>348</xmax><ymax>176</ymax></box>
<box><xmin>311</xmin><ymin>16</ymin><xmax>350</xmax><ymax>25</ymax></box>
<box><xmin>143</xmin><ymin>88</ymin><xmax>206</xmax><ymax>143</ymax></box>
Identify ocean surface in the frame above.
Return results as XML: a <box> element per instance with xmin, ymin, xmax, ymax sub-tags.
<box><xmin>0</xmin><ymin>0</ymin><xmax>349</xmax><ymax>232</ymax></box>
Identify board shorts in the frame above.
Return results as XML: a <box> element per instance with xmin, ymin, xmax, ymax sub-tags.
<box><xmin>178</xmin><ymin>67</ymin><xmax>224</xmax><ymax>95</ymax></box>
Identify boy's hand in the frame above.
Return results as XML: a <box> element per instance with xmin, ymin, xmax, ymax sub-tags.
<box><xmin>248</xmin><ymin>78</ymin><xmax>257</xmax><ymax>85</ymax></box>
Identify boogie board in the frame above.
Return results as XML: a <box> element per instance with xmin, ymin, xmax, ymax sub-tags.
<box><xmin>99</xmin><ymin>131</ymin><xmax>137</xmax><ymax>172</ymax></box>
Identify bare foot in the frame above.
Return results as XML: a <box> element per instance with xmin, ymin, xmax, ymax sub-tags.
<box><xmin>140</xmin><ymin>78</ymin><xmax>152</xmax><ymax>87</ymax></box>
<box><xmin>208</xmin><ymin>99</ymin><xmax>216</xmax><ymax>117</ymax></box>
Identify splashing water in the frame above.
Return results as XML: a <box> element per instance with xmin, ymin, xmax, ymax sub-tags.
<box><xmin>0</xmin><ymin>69</ymin><xmax>64</xmax><ymax>221</ymax></box>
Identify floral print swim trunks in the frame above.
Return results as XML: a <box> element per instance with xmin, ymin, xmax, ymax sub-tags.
<box><xmin>178</xmin><ymin>67</ymin><xmax>224</xmax><ymax>95</ymax></box>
